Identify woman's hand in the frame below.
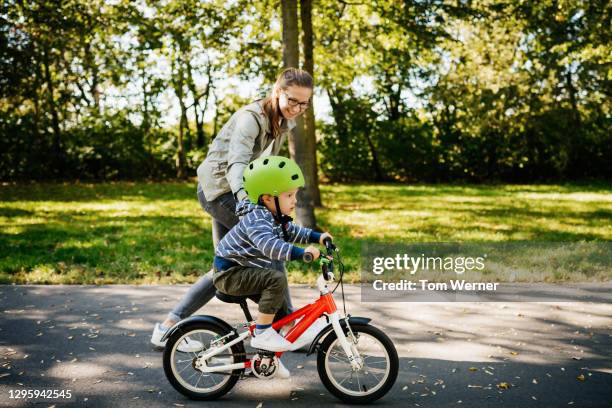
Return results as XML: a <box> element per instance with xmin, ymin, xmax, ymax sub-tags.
<box><xmin>304</xmin><ymin>245</ymin><xmax>321</xmax><ymax>261</ymax></box>
<box><xmin>319</xmin><ymin>232</ymin><xmax>334</xmax><ymax>246</ymax></box>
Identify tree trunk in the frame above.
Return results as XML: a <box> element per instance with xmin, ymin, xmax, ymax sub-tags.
<box><xmin>171</xmin><ymin>52</ymin><xmax>187</xmax><ymax>178</ymax></box>
<box><xmin>300</xmin><ymin>0</ymin><xmax>322</xmax><ymax>207</ymax></box>
<box><xmin>41</xmin><ymin>44</ymin><xmax>63</xmax><ymax>177</ymax></box>
<box><xmin>83</xmin><ymin>41</ymin><xmax>100</xmax><ymax>113</ymax></box>
<box><xmin>212</xmin><ymin>85</ymin><xmax>219</xmax><ymax>136</ymax></box>
<box><xmin>363</xmin><ymin>124</ymin><xmax>384</xmax><ymax>181</ymax></box>
<box><xmin>281</xmin><ymin>0</ymin><xmax>300</xmax><ymax>68</ymax></box>
<box><xmin>187</xmin><ymin>61</ymin><xmax>212</xmax><ymax>149</ymax></box>
<box><xmin>281</xmin><ymin>0</ymin><xmax>317</xmax><ymax>228</ymax></box>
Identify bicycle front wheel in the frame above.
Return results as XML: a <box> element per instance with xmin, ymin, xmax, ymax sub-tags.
<box><xmin>317</xmin><ymin>323</ymin><xmax>398</xmax><ymax>404</ymax></box>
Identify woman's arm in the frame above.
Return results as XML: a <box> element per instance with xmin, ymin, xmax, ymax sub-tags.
<box><xmin>226</xmin><ymin>112</ymin><xmax>261</xmax><ymax>201</ymax></box>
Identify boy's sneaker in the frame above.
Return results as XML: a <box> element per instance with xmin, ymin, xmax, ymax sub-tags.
<box><xmin>276</xmin><ymin>358</ymin><xmax>291</xmax><ymax>379</ymax></box>
<box><xmin>151</xmin><ymin>323</ymin><xmax>204</xmax><ymax>353</ymax></box>
<box><xmin>250</xmin><ymin>327</ymin><xmax>294</xmax><ymax>352</ymax></box>
<box><xmin>289</xmin><ymin>318</ymin><xmax>329</xmax><ymax>351</ymax></box>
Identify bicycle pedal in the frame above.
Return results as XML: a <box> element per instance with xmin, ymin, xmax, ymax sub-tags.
<box><xmin>240</xmin><ymin>369</ymin><xmax>255</xmax><ymax>380</ymax></box>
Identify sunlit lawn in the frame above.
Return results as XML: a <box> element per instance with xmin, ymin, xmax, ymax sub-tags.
<box><xmin>0</xmin><ymin>181</ymin><xmax>610</xmax><ymax>284</ymax></box>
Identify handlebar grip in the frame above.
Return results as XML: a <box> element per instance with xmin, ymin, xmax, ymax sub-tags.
<box><xmin>323</xmin><ymin>237</ymin><xmax>336</xmax><ymax>251</ymax></box>
<box><xmin>303</xmin><ymin>252</ymin><xmax>314</xmax><ymax>263</ymax></box>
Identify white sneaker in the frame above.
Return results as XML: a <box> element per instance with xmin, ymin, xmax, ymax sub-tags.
<box><xmin>250</xmin><ymin>327</ymin><xmax>294</xmax><ymax>352</ymax></box>
<box><xmin>289</xmin><ymin>318</ymin><xmax>328</xmax><ymax>351</ymax></box>
<box><xmin>150</xmin><ymin>323</ymin><xmax>204</xmax><ymax>353</ymax></box>
<box><xmin>276</xmin><ymin>358</ymin><xmax>291</xmax><ymax>379</ymax></box>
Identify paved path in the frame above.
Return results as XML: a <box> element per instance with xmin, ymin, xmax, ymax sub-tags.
<box><xmin>1</xmin><ymin>284</ymin><xmax>611</xmax><ymax>407</ymax></box>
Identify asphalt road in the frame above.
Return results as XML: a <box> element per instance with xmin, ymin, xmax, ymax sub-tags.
<box><xmin>1</xmin><ymin>284</ymin><xmax>611</xmax><ymax>407</ymax></box>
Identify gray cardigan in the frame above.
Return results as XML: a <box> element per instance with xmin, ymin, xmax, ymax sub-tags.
<box><xmin>197</xmin><ymin>100</ymin><xmax>295</xmax><ymax>202</ymax></box>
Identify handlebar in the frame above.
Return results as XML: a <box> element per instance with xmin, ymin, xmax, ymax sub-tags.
<box><xmin>323</xmin><ymin>237</ymin><xmax>336</xmax><ymax>253</ymax></box>
<box><xmin>302</xmin><ymin>251</ymin><xmax>314</xmax><ymax>263</ymax></box>
<box><xmin>302</xmin><ymin>236</ymin><xmax>337</xmax><ymax>282</ymax></box>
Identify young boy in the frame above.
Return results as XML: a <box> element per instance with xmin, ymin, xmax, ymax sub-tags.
<box><xmin>212</xmin><ymin>156</ymin><xmax>331</xmax><ymax>355</ymax></box>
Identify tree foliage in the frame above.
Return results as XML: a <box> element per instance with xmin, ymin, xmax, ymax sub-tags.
<box><xmin>1</xmin><ymin>0</ymin><xmax>609</xmax><ymax>181</ymax></box>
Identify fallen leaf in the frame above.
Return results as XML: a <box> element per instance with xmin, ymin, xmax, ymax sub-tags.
<box><xmin>576</xmin><ymin>374</ymin><xmax>585</xmax><ymax>381</ymax></box>
<box><xmin>468</xmin><ymin>367</ymin><xmax>478</xmax><ymax>372</ymax></box>
<box><xmin>496</xmin><ymin>382</ymin><xmax>510</xmax><ymax>390</ymax></box>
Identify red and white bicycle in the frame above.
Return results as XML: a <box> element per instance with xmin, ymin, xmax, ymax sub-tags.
<box><xmin>162</xmin><ymin>239</ymin><xmax>398</xmax><ymax>404</ymax></box>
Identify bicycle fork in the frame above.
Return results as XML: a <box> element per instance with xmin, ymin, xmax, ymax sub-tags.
<box><xmin>328</xmin><ymin>312</ymin><xmax>364</xmax><ymax>371</ymax></box>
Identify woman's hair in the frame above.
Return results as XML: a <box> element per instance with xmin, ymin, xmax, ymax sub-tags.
<box><xmin>261</xmin><ymin>68</ymin><xmax>313</xmax><ymax>138</ymax></box>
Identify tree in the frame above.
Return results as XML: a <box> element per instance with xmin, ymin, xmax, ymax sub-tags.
<box><xmin>300</xmin><ymin>0</ymin><xmax>322</xmax><ymax>206</ymax></box>
<box><xmin>281</xmin><ymin>0</ymin><xmax>317</xmax><ymax>228</ymax></box>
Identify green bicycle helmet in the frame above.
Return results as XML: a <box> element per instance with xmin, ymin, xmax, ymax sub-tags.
<box><xmin>243</xmin><ymin>156</ymin><xmax>305</xmax><ymax>203</ymax></box>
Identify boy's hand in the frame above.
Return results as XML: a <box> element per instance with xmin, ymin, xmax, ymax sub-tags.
<box><xmin>319</xmin><ymin>232</ymin><xmax>334</xmax><ymax>246</ymax></box>
<box><xmin>304</xmin><ymin>245</ymin><xmax>321</xmax><ymax>261</ymax></box>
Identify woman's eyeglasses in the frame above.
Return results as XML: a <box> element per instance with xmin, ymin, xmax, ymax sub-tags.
<box><xmin>283</xmin><ymin>91</ymin><xmax>310</xmax><ymax>110</ymax></box>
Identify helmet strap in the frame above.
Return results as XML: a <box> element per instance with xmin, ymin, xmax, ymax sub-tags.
<box><xmin>273</xmin><ymin>196</ymin><xmax>292</xmax><ymax>241</ymax></box>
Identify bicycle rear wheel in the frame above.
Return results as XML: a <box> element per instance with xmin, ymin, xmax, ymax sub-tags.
<box><xmin>163</xmin><ymin>322</ymin><xmax>245</xmax><ymax>400</ymax></box>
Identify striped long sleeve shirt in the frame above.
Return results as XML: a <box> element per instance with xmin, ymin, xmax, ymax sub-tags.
<box><xmin>215</xmin><ymin>200</ymin><xmax>321</xmax><ymax>270</ymax></box>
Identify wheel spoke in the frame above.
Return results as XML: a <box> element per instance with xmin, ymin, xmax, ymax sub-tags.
<box><xmin>337</xmin><ymin>372</ymin><xmax>353</xmax><ymax>386</ymax></box>
<box><xmin>194</xmin><ymin>373</ymin><xmax>203</xmax><ymax>389</ymax></box>
<box><xmin>186</xmin><ymin>370</ymin><xmax>199</xmax><ymax>383</ymax></box>
<box><xmin>210</xmin><ymin>374</ymin><xmax>218</xmax><ymax>385</ymax></box>
<box><xmin>177</xmin><ymin>362</ymin><xmax>193</xmax><ymax>375</ymax></box>
<box><xmin>364</xmin><ymin>367</ymin><xmax>387</xmax><ymax>374</ymax></box>
<box><xmin>366</xmin><ymin>369</ymin><xmax>381</xmax><ymax>382</ymax></box>
<box><xmin>328</xmin><ymin>352</ymin><xmax>350</xmax><ymax>364</ymax></box>
<box><xmin>363</xmin><ymin>359</ymin><xmax>387</xmax><ymax>365</ymax></box>
<box><xmin>176</xmin><ymin>358</ymin><xmax>192</xmax><ymax>363</ymax></box>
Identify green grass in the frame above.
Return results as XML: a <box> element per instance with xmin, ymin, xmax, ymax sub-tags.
<box><xmin>0</xmin><ymin>181</ymin><xmax>610</xmax><ymax>284</ymax></box>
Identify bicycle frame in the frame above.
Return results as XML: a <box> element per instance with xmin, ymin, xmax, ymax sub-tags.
<box><xmin>192</xmin><ymin>289</ymin><xmax>364</xmax><ymax>374</ymax></box>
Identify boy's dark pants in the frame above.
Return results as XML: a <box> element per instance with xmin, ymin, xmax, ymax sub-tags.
<box><xmin>213</xmin><ymin>265</ymin><xmax>290</xmax><ymax>321</ymax></box>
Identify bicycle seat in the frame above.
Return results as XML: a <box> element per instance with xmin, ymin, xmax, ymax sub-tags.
<box><xmin>215</xmin><ymin>290</ymin><xmax>249</xmax><ymax>304</ymax></box>
<box><xmin>215</xmin><ymin>290</ymin><xmax>255</xmax><ymax>321</ymax></box>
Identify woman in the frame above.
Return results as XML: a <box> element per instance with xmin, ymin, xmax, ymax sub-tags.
<box><xmin>151</xmin><ymin>68</ymin><xmax>314</xmax><ymax>352</ymax></box>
